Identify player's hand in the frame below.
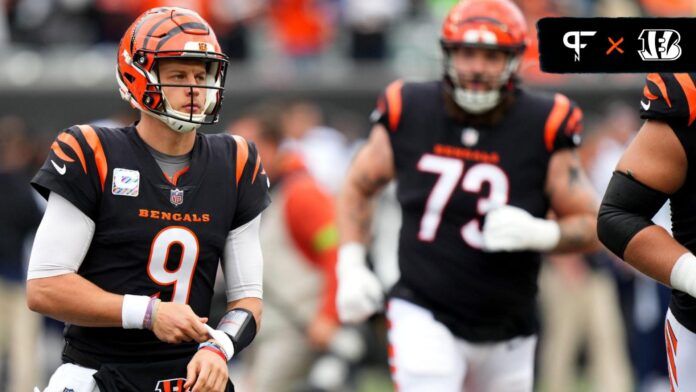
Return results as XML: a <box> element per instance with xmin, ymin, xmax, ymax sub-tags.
<box><xmin>151</xmin><ymin>302</ymin><xmax>209</xmax><ymax>344</ymax></box>
<box><xmin>307</xmin><ymin>313</ymin><xmax>340</xmax><ymax>350</ymax></box>
<box><xmin>336</xmin><ymin>243</ymin><xmax>384</xmax><ymax>324</ymax></box>
<box><xmin>184</xmin><ymin>348</ymin><xmax>228</xmax><ymax>392</ymax></box>
<box><xmin>483</xmin><ymin>205</ymin><xmax>560</xmax><ymax>252</ymax></box>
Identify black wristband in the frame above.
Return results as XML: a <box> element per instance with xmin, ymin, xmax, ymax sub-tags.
<box><xmin>217</xmin><ymin>308</ymin><xmax>257</xmax><ymax>356</ymax></box>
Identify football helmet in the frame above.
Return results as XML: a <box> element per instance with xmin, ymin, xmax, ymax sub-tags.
<box><xmin>117</xmin><ymin>7</ymin><xmax>228</xmax><ymax>133</ymax></box>
<box><xmin>440</xmin><ymin>0</ymin><xmax>527</xmax><ymax>113</ymax></box>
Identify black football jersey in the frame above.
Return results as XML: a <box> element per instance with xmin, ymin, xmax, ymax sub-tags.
<box><xmin>31</xmin><ymin>124</ymin><xmax>270</xmax><ymax>365</ymax></box>
<box><xmin>640</xmin><ymin>72</ymin><xmax>696</xmax><ymax>333</ymax></box>
<box><xmin>373</xmin><ymin>80</ymin><xmax>582</xmax><ymax>342</ymax></box>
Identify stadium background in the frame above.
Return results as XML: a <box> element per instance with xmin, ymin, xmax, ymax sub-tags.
<box><xmin>1</xmin><ymin>0</ymin><xmax>693</xmax><ymax>391</ymax></box>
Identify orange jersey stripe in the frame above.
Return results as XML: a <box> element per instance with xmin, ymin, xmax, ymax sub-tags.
<box><xmin>232</xmin><ymin>135</ymin><xmax>249</xmax><ymax>185</ymax></box>
<box><xmin>565</xmin><ymin>107</ymin><xmax>583</xmax><ymax>134</ymax></box>
<box><xmin>647</xmin><ymin>73</ymin><xmax>672</xmax><ymax>108</ymax></box>
<box><xmin>78</xmin><ymin>125</ymin><xmax>108</xmax><ymax>191</ymax></box>
<box><xmin>386</xmin><ymin>80</ymin><xmax>404</xmax><ymax>131</ymax></box>
<box><xmin>50</xmin><ymin>141</ymin><xmax>75</xmax><ymax>163</ymax></box>
<box><xmin>544</xmin><ymin>94</ymin><xmax>571</xmax><ymax>152</ymax></box>
<box><xmin>674</xmin><ymin>73</ymin><xmax>696</xmax><ymax>126</ymax></box>
<box><xmin>251</xmin><ymin>152</ymin><xmax>262</xmax><ymax>184</ymax></box>
<box><xmin>667</xmin><ymin>319</ymin><xmax>678</xmax><ymax>353</ymax></box>
<box><xmin>58</xmin><ymin>132</ymin><xmax>87</xmax><ymax>173</ymax></box>
<box><xmin>666</xmin><ymin>320</ymin><xmax>679</xmax><ymax>387</ymax></box>
<box><xmin>643</xmin><ymin>85</ymin><xmax>659</xmax><ymax>100</ymax></box>
<box><xmin>166</xmin><ymin>166</ymin><xmax>190</xmax><ymax>186</ymax></box>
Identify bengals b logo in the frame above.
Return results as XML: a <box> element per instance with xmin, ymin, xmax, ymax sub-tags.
<box><xmin>155</xmin><ymin>378</ymin><xmax>186</xmax><ymax>392</ymax></box>
<box><xmin>638</xmin><ymin>29</ymin><xmax>682</xmax><ymax>61</ymax></box>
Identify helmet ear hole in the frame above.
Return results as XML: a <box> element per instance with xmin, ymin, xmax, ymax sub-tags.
<box><xmin>124</xmin><ymin>73</ymin><xmax>136</xmax><ymax>83</ymax></box>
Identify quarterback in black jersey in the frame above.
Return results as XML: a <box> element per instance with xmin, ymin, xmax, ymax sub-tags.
<box><xmin>598</xmin><ymin>72</ymin><xmax>696</xmax><ymax>390</ymax></box>
<box><xmin>336</xmin><ymin>0</ymin><xmax>600</xmax><ymax>390</ymax></box>
<box><xmin>26</xmin><ymin>7</ymin><xmax>269</xmax><ymax>392</ymax></box>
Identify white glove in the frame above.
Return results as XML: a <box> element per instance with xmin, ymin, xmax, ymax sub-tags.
<box><xmin>483</xmin><ymin>205</ymin><xmax>560</xmax><ymax>252</ymax></box>
<box><xmin>336</xmin><ymin>243</ymin><xmax>384</xmax><ymax>323</ymax></box>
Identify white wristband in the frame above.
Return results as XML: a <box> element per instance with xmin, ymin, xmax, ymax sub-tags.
<box><xmin>671</xmin><ymin>252</ymin><xmax>696</xmax><ymax>298</ymax></box>
<box><xmin>531</xmin><ymin>219</ymin><xmax>561</xmax><ymax>252</ymax></box>
<box><xmin>122</xmin><ymin>294</ymin><xmax>151</xmax><ymax>329</ymax></box>
<box><xmin>337</xmin><ymin>242</ymin><xmax>367</xmax><ymax>274</ymax></box>
<box><xmin>204</xmin><ymin>324</ymin><xmax>235</xmax><ymax>361</ymax></box>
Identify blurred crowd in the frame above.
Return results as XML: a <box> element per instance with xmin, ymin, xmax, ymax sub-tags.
<box><xmin>1</xmin><ymin>0</ymin><xmax>694</xmax><ymax>87</ymax></box>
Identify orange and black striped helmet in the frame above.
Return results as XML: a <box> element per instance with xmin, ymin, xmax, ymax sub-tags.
<box><xmin>439</xmin><ymin>0</ymin><xmax>528</xmax><ymax>113</ymax></box>
<box><xmin>117</xmin><ymin>7</ymin><xmax>228</xmax><ymax>133</ymax></box>
<box><xmin>440</xmin><ymin>0</ymin><xmax>527</xmax><ymax>53</ymax></box>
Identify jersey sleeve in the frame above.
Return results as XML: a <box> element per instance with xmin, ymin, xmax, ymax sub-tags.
<box><xmin>370</xmin><ymin>79</ymin><xmax>404</xmax><ymax>132</ymax></box>
<box><xmin>640</xmin><ymin>73</ymin><xmax>696</xmax><ymax>128</ymax></box>
<box><xmin>543</xmin><ymin>93</ymin><xmax>583</xmax><ymax>153</ymax></box>
<box><xmin>283</xmin><ymin>176</ymin><xmax>339</xmax><ymax>321</ymax></box>
<box><xmin>231</xmin><ymin>136</ymin><xmax>271</xmax><ymax>229</ymax></box>
<box><xmin>31</xmin><ymin>125</ymin><xmax>107</xmax><ymax>219</ymax></box>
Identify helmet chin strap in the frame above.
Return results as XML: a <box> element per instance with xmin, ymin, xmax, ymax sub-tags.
<box><xmin>161</xmin><ymin>97</ymin><xmax>205</xmax><ymax>133</ymax></box>
<box><xmin>447</xmin><ymin>55</ymin><xmax>520</xmax><ymax>114</ymax></box>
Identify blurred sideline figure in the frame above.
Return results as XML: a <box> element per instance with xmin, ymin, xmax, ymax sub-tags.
<box><xmin>597</xmin><ymin>72</ymin><xmax>696</xmax><ymax>391</ymax></box>
<box><xmin>538</xmin><ymin>109</ymin><xmax>636</xmax><ymax>392</ymax></box>
<box><xmin>229</xmin><ymin>106</ymin><xmax>345</xmax><ymax>391</ymax></box>
<box><xmin>0</xmin><ymin>116</ymin><xmax>44</xmax><ymax>391</ymax></box>
<box><xmin>335</xmin><ymin>0</ymin><xmax>601</xmax><ymax>390</ymax></box>
<box><xmin>586</xmin><ymin>104</ymin><xmax>670</xmax><ymax>392</ymax></box>
<box><xmin>26</xmin><ymin>7</ymin><xmax>270</xmax><ymax>391</ymax></box>
<box><xmin>280</xmin><ymin>101</ymin><xmax>353</xmax><ymax>195</ymax></box>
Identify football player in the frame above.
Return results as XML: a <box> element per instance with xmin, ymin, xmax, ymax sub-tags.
<box><xmin>335</xmin><ymin>0</ymin><xmax>600</xmax><ymax>390</ymax></box>
<box><xmin>26</xmin><ymin>7</ymin><xmax>270</xmax><ymax>392</ymax></box>
<box><xmin>598</xmin><ymin>72</ymin><xmax>696</xmax><ymax>391</ymax></box>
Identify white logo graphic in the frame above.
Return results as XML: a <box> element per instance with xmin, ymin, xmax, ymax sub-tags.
<box><xmin>638</xmin><ymin>29</ymin><xmax>682</xmax><ymax>61</ymax></box>
<box><xmin>463</xmin><ymin>29</ymin><xmax>498</xmax><ymax>45</ymax></box>
<box><xmin>170</xmin><ymin>188</ymin><xmax>184</xmax><ymax>206</ymax></box>
<box><xmin>112</xmin><ymin>168</ymin><xmax>140</xmax><ymax>197</ymax></box>
<box><xmin>563</xmin><ymin>31</ymin><xmax>597</xmax><ymax>61</ymax></box>
<box><xmin>50</xmin><ymin>160</ymin><xmax>66</xmax><ymax>175</ymax></box>
<box><xmin>640</xmin><ymin>100</ymin><xmax>651</xmax><ymax>111</ymax></box>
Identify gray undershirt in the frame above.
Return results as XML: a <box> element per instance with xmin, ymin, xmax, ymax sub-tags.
<box><xmin>145</xmin><ymin>145</ymin><xmax>190</xmax><ymax>180</ymax></box>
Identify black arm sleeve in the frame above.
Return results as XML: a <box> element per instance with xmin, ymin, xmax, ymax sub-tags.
<box><xmin>597</xmin><ymin>171</ymin><xmax>669</xmax><ymax>259</ymax></box>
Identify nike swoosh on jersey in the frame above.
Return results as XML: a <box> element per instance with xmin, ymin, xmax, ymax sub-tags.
<box><xmin>641</xmin><ymin>100</ymin><xmax>651</xmax><ymax>111</ymax></box>
<box><xmin>51</xmin><ymin>160</ymin><xmax>66</xmax><ymax>175</ymax></box>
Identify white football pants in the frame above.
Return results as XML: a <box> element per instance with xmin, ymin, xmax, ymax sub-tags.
<box><xmin>387</xmin><ymin>298</ymin><xmax>537</xmax><ymax>392</ymax></box>
<box><xmin>41</xmin><ymin>363</ymin><xmax>99</xmax><ymax>392</ymax></box>
<box><xmin>666</xmin><ymin>308</ymin><xmax>696</xmax><ymax>392</ymax></box>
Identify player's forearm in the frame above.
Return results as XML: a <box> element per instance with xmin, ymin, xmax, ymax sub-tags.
<box><xmin>553</xmin><ymin>213</ymin><xmax>600</xmax><ymax>253</ymax></box>
<box><xmin>227</xmin><ymin>297</ymin><xmax>262</xmax><ymax>328</ymax></box>
<box><xmin>337</xmin><ymin>179</ymin><xmax>377</xmax><ymax>244</ymax></box>
<box><xmin>623</xmin><ymin>225</ymin><xmax>688</xmax><ymax>286</ymax></box>
<box><xmin>27</xmin><ymin>273</ymin><xmax>123</xmax><ymax>327</ymax></box>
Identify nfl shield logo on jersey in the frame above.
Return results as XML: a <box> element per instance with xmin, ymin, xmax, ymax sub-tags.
<box><xmin>461</xmin><ymin>127</ymin><xmax>479</xmax><ymax>147</ymax></box>
<box><xmin>170</xmin><ymin>188</ymin><xmax>184</xmax><ymax>206</ymax></box>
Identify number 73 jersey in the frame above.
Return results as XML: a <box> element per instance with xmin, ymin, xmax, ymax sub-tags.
<box><xmin>31</xmin><ymin>125</ymin><xmax>270</xmax><ymax>364</ymax></box>
<box><xmin>373</xmin><ymin>80</ymin><xmax>582</xmax><ymax>342</ymax></box>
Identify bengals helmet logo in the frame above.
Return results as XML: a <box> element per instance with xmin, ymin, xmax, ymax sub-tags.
<box><xmin>638</xmin><ymin>29</ymin><xmax>682</xmax><ymax>61</ymax></box>
<box><xmin>155</xmin><ymin>378</ymin><xmax>186</xmax><ymax>392</ymax></box>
